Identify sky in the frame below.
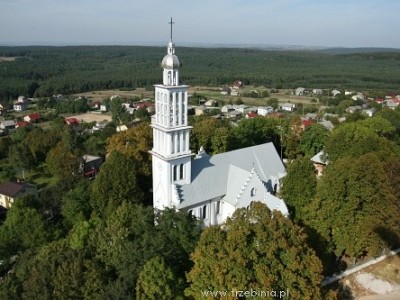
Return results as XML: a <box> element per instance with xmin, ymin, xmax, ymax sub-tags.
<box><xmin>1</xmin><ymin>0</ymin><xmax>399</xmax><ymax>48</ymax></box>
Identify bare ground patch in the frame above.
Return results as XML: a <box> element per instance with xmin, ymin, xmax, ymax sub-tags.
<box><xmin>0</xmin><ymin>56</ymin><xmax>18</xmax><ymax>62</ymax></box>
<box><xmin>74</xmin><ymin>88</ymin><xmax>154</xmax><ymax>102</ymax></box>
<box><xmin>339</xmin><ymin>255</ymin><xmax>400</xmax><ymax>299</ymax></box>
<box><xmin>69</xmin><ymin>112</ymin><xmax>112</xmax><ymax>123</ymax></box>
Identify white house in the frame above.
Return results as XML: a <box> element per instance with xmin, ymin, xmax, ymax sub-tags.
<box><xmin>362</xmin><ymin>107</ymin><xmax>377</xmax><ymax>117</ymax></box>
<box><xmin>0</xmin><ymin>181</ymin><xmax>37</xmax><ymax>209</ymax></box>
<box><xmin>13</xmin><ymin>96</ymin><xmax>29</xmax><ymax>111</ymax></box>
<box><xmin>150</xmin><ymin>25</ymin><xmax>288</xmax><ymax>226</ymax></box>
<box><xmin>295</xmin><ymin>87</ymin><xmax>307</xmax><ymax>96</ymax></box>
<box><xmin>331</xmin><ymin>89</ymin><xmax>341</xmax><ymax>97</ymax></box>
<box><xmin>312</xmin><ymin>89</ymin><xmax>323</xmax><ymax>95</ymax></box>
<box><xmin>281</xmin><ymin>103</ymin><xmax>296</xmax><ymax>112</ymax></box>
<box><xmin>351</xmin><ymin>92</ymin><xmax>365</xmax><ymax>101</ymax></box>
<box><xmin>257</xmin><ymin>106</ymin><xmax>273</xmax><ymax>116</ymax></box>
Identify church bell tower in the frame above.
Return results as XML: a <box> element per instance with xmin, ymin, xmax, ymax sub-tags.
<box><xmin>150</xmin><ymin>18</ymin><xmax>192</xmax><ymax>210</ymax></box>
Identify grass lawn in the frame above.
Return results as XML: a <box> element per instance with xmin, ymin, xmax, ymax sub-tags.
<box><xmin>23</xmin><ymin>167</ymin><xmax>58</xmax><ymax>190</ymax></box>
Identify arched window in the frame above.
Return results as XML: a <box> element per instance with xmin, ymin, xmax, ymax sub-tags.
<box><xmin>250</xmin><ymin>187</ymin><xmax>257</xmax><ymax>197</ymax></box>
<box><xmin>168</xmin><ymin>71</ymin><xmax>172</xmax><ymax>85</ymax></box>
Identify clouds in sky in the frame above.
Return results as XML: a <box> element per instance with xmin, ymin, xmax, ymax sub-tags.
<box><xmin>1</xmin><ymin>0</ymin><xmax>399</xmax><ymax>47</ymax></box>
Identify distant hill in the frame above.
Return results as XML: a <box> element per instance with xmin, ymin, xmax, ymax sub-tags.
<box><xmin>316</xmin><ymin>47</ymin><xmax>400</xmax><ymax>55</ymax></box>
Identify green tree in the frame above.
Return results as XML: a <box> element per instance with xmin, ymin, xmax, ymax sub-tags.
<box><xmin>106</xmin><ymin>123</ymin><xmax>152</xmax><ymax>177</ymax></box>
<box><xmin>46</xmin><ymin>140</ymin><xmax>80</xmax><ymax>178</ymax></box>
<box><xmin>232</xmin><ymin>117</ymin><xmax>280</xmax><ymax>149</ymax></box>
<box><xmin>308</xmin><ymin>153</ymin><xmax>400</xmax><ymax>259</ymax></box>
<box><xmin>10</xmin><ymin>239</ymin><xmax>105</xmax><ymax>300</ymax></box>
<box><xmin>325</xmin><ymin>117</ymin><xmax>396</xmax><ymax>161</ymax></box>
<box><xmin>61</xmin><ymin>179</ymin><xmax>92</xmax><ymax>228</ymax></box>
<box><xmin>136</xmin><ymin>256</ymin><xmax>184</xmax><ymax>300</ymax></box>
<box><xmin>210</xmin><ymin>126</ymin><xmax>233</xmax><ymax>154</ymax></box>
<box><xmin>281</xmin><ymin>156</ymin><xmax>317</xmax><ymax>222</ymax></box>
<box><xmin>267</xmin><ymin>97</ymin><xmax>279</xmax><ymax>109</ymax></box>
<box><xmin>299</xmin><ymin>124</ymin><xmax>330</xmax><ymax>156</ymax></box>
<box><xmin>186</xmin><ymin>202</ymin><xmax>323</xmax><ymax>300</ymax></box>
<box><xmin>0</xmin><ymin>202</ymin><xmax>50</xmax><ymax>260</ymax></box>
<box><xmin>90</xmin><ymin>151</ymin><xmax>144</xmax><ymax>216</ymax></box>
<box><xmin>190</xmin><ymin>117</ymin><xmax>222</xmax><ymax>153</ymax></box>
<box><xmin>109</xmin><ymin>97</ymin><xmax>126</xmax><ymax>123</ymax></box>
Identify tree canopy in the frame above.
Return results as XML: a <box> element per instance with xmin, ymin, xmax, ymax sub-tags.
<box><xmin>186</xmin><ymin>202</ymin><xmax>324</xmax><ymax>300</ymax></box>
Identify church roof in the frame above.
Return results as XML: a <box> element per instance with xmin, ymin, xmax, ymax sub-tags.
<box><xmin>177</xmin><ymin>142</ymin><xmax>285</xmax><ymax>208</ymax></box>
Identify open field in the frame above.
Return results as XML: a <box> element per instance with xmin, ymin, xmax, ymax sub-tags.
<box><xmin>74</xmin><ymin>88</ymin><xmax>154</xmax><ymax>102</ymax></box>
<box><xmin>189</xmin><ymin>86</ymin><xmax>320</xmax><ymax>107</ymax></box>
<box><xmin>69</xmin><ymin>112</ymin><xmax>112</xmax><ymax>123</ymax></box>
<box><xmin>0</xmin><ymin>56</ymin><xmax>18</xmax><ymax>62</ymax></box>
<box><xmin>74</xmin><ymin>86</ymin><xmax>320</xmax><ymax>109</ymax></box>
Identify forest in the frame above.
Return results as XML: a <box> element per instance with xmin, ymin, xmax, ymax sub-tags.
<box><xmin>1</xmin><ymin>104</ymin><xmax>400</xmax><ymax>298</ymax></box>
<box><xmin>1</xmin><ymin>45</ymin><xmax>400</xmax><ymax>298</ymax></box>
<box><xmin>1</xmin><ymin>46</ymin><xmax>400</xmax><ymax>102</ymax></box>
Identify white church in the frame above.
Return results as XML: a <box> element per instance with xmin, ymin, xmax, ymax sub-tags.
<box><xmin>150</xmin><ymin>20</ymin><xmax>289</xmax><ymax>226</ymax></box>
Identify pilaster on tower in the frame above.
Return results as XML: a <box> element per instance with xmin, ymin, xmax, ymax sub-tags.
<box><xmin>150</xmin><ymin>18</ymin><xmax>192</xmax><ymax>210</ymax></box>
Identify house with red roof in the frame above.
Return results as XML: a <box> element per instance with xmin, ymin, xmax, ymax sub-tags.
<box><xmin>16</xmin><ymin>121</ymin><xmax>32</xmax><ymax>128</ymax></box>
<box><xmin>65</xmin><ymin>117</ymin><xmax>80</xmax><ymax>126</ymax></box>
<box><xmin>385</xmin><ymin>98</ymin><xmax>400</xmax><ymax>110</ymax></box>
<box><xmin>245</xmin><ymin>112</ymin><xmax>259</xmax><ymax>119</ymax></box>
<box><xmin>23</xmin><ymin>113</ymin><xmax>41</xmax><ymax>123</ymax></box>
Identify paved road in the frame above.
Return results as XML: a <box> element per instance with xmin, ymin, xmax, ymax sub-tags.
<box><xmin>358</xmin><ymin>289</ymin><xmax>400</xmax><ymax>300</ymax></box>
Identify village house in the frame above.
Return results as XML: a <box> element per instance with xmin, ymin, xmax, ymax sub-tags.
<box><xmin>257</xmin><ymin>106</ymin><xmax>274</xmax><ymax>116</ymax></box>
<box><xmin>295</xmin><ymin>87</ymin><xmax>308</xmax><ymax>96</ymax></box>
<box><xmin>281</xmin><ymin>103</ymin><xmax>296</xmax><ymax>112</ymax></box>
<box><xmin>80</xmin><ymin>155</ymin><xmax>103</xmax><ymax>178</ymax></box>
<box><xmin>362</xmin><ymin>107</ymin><xmax>377</xmax><ymax>117</ymax></box>
<box><xmin>23</xmin><ymin>113</ymin><xmax>41</xmax><ymax>123</ymax></box>
<box><xmin>304</xmin><ymin>113</ymin><xmax>318</xmax><ymax>120</ymax></box>
<box><xmin>312</xmin><ymin>89</ymin><xmax>323</xmax><ymax>95</ymax></box>
<box><xmin>245</xmin><ymin>112</ymin><xmax>259</xmax><ymax>119</ymax></box>
<box><xmin>0</xmin><ymin>104</ymin><xmax>5</xmax><ymax>115</ymax></box>
<box><xmin>351</xmin><ymin>92</ymin><xmax>365</xmax><ymax>101</ymax></box>
<box><xmin>318</xmin><ymin>120</ymin><xmax>335</xmax><ymax>131</ymax></box>
<box><xmin>204</xmin><ymin>99</ymin><xmax>217</xmax><ymax>107</ymax></box>
<box><xmin>194</xmin><ymin>106</ymin><xmax>207</xmax><ymax>116</ymax></box>
<box><xmin>0</xmin><ymin>181</ymin><xmax>38</xmax><ymax>209</ymax></box>
<box><xmin>232</xmin><ymin>80</ymin><xmax>244</xmax><ymax>89</ymax></box>
<box><xmin>220</xmin><ymin>86</ymin><xmax>231</xmax><ymax>95</ymax></box>
<box><xmin>65</xmin><ymin>117</ymin><xmax>80</xmax><ymax>126</ymax></box>
<box><xmin>331</xmin><ymin>89</ymin><xmax>341</xmax><ymax>97</ymax></box>
<box><xmin>16</xmin><ymin>121</ymin><xmax>32</xmax><ymax>129</ymax></box>
<box><xmin>0</xmin><ymin>120</ymin><xmax>16</xmax><ymax>131</ymax></box>
<box><xmin>13</xmin><ymin>96</ymin><xmax>29</xmax><ymax>111</ymax></box>
<box><xmin>301</xmin><ymin>119</ymin><xmax>313</xmax><ymax>131</ymax></box>
<box><xmin>346</xmin><ymin>106</ymin><xmax>362</xmax><ymax>114</ymax></box>
<box><xmin>310</xmin><ymin>151</ymin><xmax>328</xmax><ymax>177</ymax></box>
<box><xmin>385</xmin><ymin>98</ymin><xmax>400</xmax><ymax>110</ymax></box>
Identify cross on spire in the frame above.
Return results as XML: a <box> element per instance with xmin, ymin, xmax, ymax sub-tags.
<box><xmin>168</xmin><ymin>17</ymin><xmax>175</xmax><ymax>41</ymax></box>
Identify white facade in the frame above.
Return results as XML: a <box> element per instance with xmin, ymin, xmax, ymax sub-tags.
<box><xmin>150</xmin><ymin>32</ymin><xmax>192</xmax><ymax>211</ymax></box>
<box><xmin>257</xmin><ymin>106</ymin><xmax>273</xmax><ymax>116</ymax></box>
<box><xmin>151</xmin><ymin>23</ymin><xmax>289</xmax><ymax>225</ymax></box>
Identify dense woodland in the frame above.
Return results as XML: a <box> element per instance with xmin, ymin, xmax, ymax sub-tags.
<box><xmin>1</xmin><ymin>46</ymin><xmax>400</xmax><ymax>102</ymax></box>
<box><xmin>1</xmin><ymin>45</ymin><xmax>400</xmax><ymax>299</ymax></box>
<box><xmin>0</xmin><ymin>104</ymin><xmax>400</xmax><ymax>298</ymax></box>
